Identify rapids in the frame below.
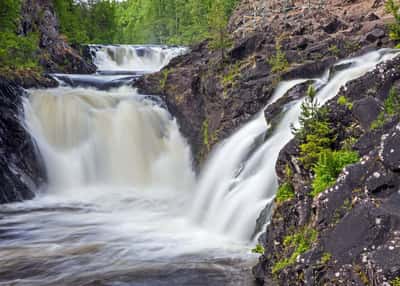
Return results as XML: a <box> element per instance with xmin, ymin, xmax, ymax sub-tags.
<box><xmin>0</xmin><ymin>46</ymin><xmax>397</xmax><ymax>285</ymax></box>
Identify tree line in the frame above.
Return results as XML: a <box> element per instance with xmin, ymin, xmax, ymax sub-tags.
<box><xmin>55</xmin><ymin>0</ymin><xmax>239</xmax><ymax>45</ymax></box>
<box><xmin>0</xmin><ymin>0</ymin><xmax>239</xmax><ymax>70</ymax></box>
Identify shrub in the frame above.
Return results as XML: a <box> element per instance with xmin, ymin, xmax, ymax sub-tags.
<box><xmin>337</xmin><ymin>95</ymin><xmax>353</xmax><ymax>110</ymax></box>
<box><xmin>276</xmin><ymin>182</ymin><xmax>295</xmax><ymax>203</ymax></box>
<box><xmin>386</xmin><ymin>0</ymin><xmax>400</xmax><ymax>47</ymax></box>
<box><xmin>293</xmin><ymin>85</ymin><xmax>335</xmax><ymax>169</ymax></box>
<box><xmin>251</xmin><ymin>244</ymin><xmax>265</xmax><ymax>254</ymax></box>
<box><xmin>328</xmin><ymin>45</ymin><xmax>340</xmax><ymax>56</ymax></box>
<box><xmin>391</xmin><ymin>277</ymin><xmax>400</xmax><ymax>286</ymax></box>
<box><xmin>0</xmin><ymin>32</ymin><xmax>40</xmax><ymax>69</ymax></box>
<box><xmin>370</xmin><ymin>87</ymin><xmax>400</xmax><ymax>130</ymax></box>
<box><xmin>268</xmin><ymin>40</ymin><xmax>289</xmax><ymax>73</ymax></box>
<box><xmin>272</xmin><ymin>228</ymin><xmax>318</xmax><ymax>273</ymax></box>
<box><xmin>311</xmin><ymin>150</ymin><xmax>359</xmax><ymax>197</ymax></box>
<box><xmin>320</xmin><ymin>252</ymin><xmax>332</xmax><ymax>264</ymax></box>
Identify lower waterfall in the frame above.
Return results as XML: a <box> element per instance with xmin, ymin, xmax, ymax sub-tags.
<box><xmin>0</xmin><ymin>46</ymin><xmax>397</xmax><ymax>285</ymax></box>
<box><xmin>24</xmin><ymin>86</ymin><xmax>194</xmax><ymax>193</ymax></box>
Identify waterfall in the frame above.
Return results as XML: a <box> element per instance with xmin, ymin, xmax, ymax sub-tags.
<box><xmin>24</xmin><ymin>86</ymin><xmax>194</xmax><ymax>197</ymax></box>
<box><xmin>90</xmin><ymin>45</ymin><xmax>187</xmax><ymax>73</ymax></box>
<box><xmin>191</xmin><ymin>49</ymin><xmax>399</xmax><ymax>241</ymax></box>
<box><xmin>1</xmin><ymin>44</ymin><xmax>398</xmax><ymax>285</ymax></box>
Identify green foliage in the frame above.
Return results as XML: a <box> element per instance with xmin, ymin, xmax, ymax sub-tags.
<box><xmin>276</xmin><ymin>182</ymin><xmax>295</xmax><ymax>203</ymax></box>
<box><xmin>208</xmin><ymin>0</ymin><xmax>233</xmax><ymax>59</ymax></box>
<box><xmin>386</xmin><ymin>0</ymin><xmax>400</xmax><ymax>47</ymax></box>
<box><xmin>115</xmin><ymin>0</ymin><xmax>239</xmax><ymax>45</ymax></box>
<box><xmin>341</xmin><ymin>136</ymin><xmax>357</xmax><ymax>151</ymax></box>
<box><xmin>293</xmin><ymin>85</ymin><xmax>335</xmax><ymax>170</ymax></box>
<box><xmin>370</xmin><ymin>87</ymin><xmax>400</xmax><ymax>130</ymax></box>
<box><xmin>328</xmin><ymin>45</ymin><xmax>340</xmax><ymax>56</ymax></box>
<box><xmin>222</xmin><ymin>63</ymin><xmax>240</xmax><ymax>86</ymax></box>
<box><xmin>390</xmin><ymin>277</ymin><xmax>400</xmax><ymax>286</ymax></box>
<box><xmin>0</xmin><ymin>32</ymin><xmax>40</xmax><ymax>69</ymax></box>
<box><xmin>0</xmin><ymin>0</ymin><xmax>40</xmax><ymax>70</ymax></box>
<box><xmin>202</xmin><ymin>118</ymin><xmax>210</xmax><ymax>150</ymax></box>
<box><xmin>272</xmin><ymin>228</ymin><xmax>318</xmax><ymax>273</ymax></box>
<box><xmin>0</xmin><ymin>0</ymin><xmax>20</xmax><ymax>32</ymax></box>
<box><xmin>320</xmin><ymin>252</ymin><xmax>332</xmax><ymax>264</ymax></box>
<box><xmin>160</xmin><ymin>68</ymin><xmax>170</xmax><ymax>90</ymax></box>
<box><xmin>337</xmin><ymin>95</ymin><xmax>353</xmax><ymax>110</ymax></box>
<box><xmin>268</xmin><ymin>40</ymin><xmax>289</xmax><ymax>73</ymax></box>
<box><xmin>311</xmin><ymin>150</ymin><xmax>359</xmax><ymax>197</ymax></box>
<box><xmin>251</xmin><ymin>244</ymin><xmax>265</xmax><ymax>254</ymax></box>
<box><xmin>54</xmin><ymin>0</ymin><xmax>118</xmax><ymax>44</ymax></box>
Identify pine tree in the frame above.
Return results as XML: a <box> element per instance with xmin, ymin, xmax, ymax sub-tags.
<box><xmin>208</xmin><ymin>0</ymin><xmax>231</xmax><ymax>60</ymax></box>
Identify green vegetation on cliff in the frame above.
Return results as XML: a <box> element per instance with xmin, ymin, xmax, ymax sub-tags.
<box><xmin>386</xmin><ymin>0</ymin><xmax>400</xmax><ymax>47</ymax></box>
<box><xmin>371</xmin><ymin>86</ymin><xmax>400</xmax><ymax>129</ymax></box>
<box><xmin>0</xmin><ymin>0</ymin><xmax>39</xmax><ymax>70</ymax></box>
<box><xmin>293</xmin><ymin>85</ymin><xmax>360</xmax><ymax>197</ymax></box>
<box><xmin>272</xmin><ymin>227</ymin><xmax>318</xmax><ymax>273</ymax></box>
<box><xmin>311</xmin><ymin>149</ymin><xmax>359</xmax><ymax>197</ymax></box>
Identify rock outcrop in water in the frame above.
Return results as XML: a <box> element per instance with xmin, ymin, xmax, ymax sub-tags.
<box><xmin>0</xmin><ymin>78</ymin><xmax>46</xmax><ymax>204</ymax></box>
<box><xmin>136</xmin><ymin>0</ymin><xmax>391</xmax><ymax>165</ymax></box>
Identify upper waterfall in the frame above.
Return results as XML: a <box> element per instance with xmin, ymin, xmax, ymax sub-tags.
<box><xmin>90</xmin><ymin>45</ymin><xmax>188</xmax><ymax>73</ymax></box>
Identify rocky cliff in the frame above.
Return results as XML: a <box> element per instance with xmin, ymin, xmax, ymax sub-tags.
<box><xmin>136</xmin><ymin>0</ymin><xmax>391</xmax><ymax>166</ymax></box>
<box><xmin>135</xmin><ymin>0</ymin><xmax>400</xmax><ymax>285</ymax></box>
<box><xmin>2</xmin><ymin>0</ymin><xmax>96</xmax><ymax>88</ymax></box>
<box><xmin>253</xmin><ymin>53</ymin><xmax>400</xmax><ymax>286</ymax></box>
<box><xmin>0</xmin><ymin>78</ymin><xmax>46</xmax><ymax>204</ymax></box>
<box><xmin>0</xmin><ymin>0</ymin><xmax>96</xmax><ymax>203</ymax></box>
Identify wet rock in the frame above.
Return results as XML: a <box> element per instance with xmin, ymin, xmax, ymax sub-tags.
<box><xmin>366</xmin><ymin>13</ymin><xmax>380</xmax><ymax>21</ymax></box>
<box><xmin>264</xmin><ymin>82</ymin><xmax>310</xmax><ymax>125</ymax></box>
<box><xmin>381</xmin><ymin>125</ymin><xmax>400</xmax><ymax>171</ymax></box>
<box><xmin>0</xmin><ymin>78</ymin><xmax>46</xmax><ymax>204</ymax></box>
<box><xmin>365</xmin><ymin>28</ymin><xmax>386</xmax><ymax>42</ymax></box>
<box><xmin>352</xmin><ymin>97</ymin><xmax>382</xmax><ymax>129</ymax></box>
<box><xmin>323</xmin><ymin>18</ymin><xmax>347</xmax><ymax>34</ymax></box>
<box><xmin>322</xmin><ymin>202</ymin><xmax>391</xmax><ymax>265</ymax></box>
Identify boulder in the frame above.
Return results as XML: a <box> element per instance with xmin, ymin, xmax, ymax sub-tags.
<box><xmin>352</xmin><ymin>97</ymin><xmax>382</xmax><ymax>129</ymax></box>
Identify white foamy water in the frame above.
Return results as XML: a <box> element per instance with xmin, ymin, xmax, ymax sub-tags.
<box><xmin>90</xmin><ymin>45</ymin><xmax>188</xmax><ymax>73</ymax></box>
<box><xmin>0</xmin><ymin>47</ymin><xmax>397</xmax><ymax>285</ymax></box>
<box><xmin>191</xmin><ymin>49</ymin><xmax>399</xmax><ymax>241</ymax></box>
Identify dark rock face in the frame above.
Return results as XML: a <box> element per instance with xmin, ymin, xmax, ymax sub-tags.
<box><xmin>254</xmin><ymin>55</ymin><xmax>400</xmax><ymax>285</ymax></box>
<box><xmin>20</xmin><ymin>0</ymin><xmax>96</xmax><ymax>75</ymax></box>
<box><xmin>0</xmin><ymin>78</ymin><xmax>46</xmax><ymax>204</ymax></box>
<box><xmin>135</xmin><ymin>0</ymin><xmax>392</xmax><ymax>166</ymax></box>
<box><xmin>352</xmin><ymin>97</ymin><xmax>382</xmax><ymax>129</ymax></box>
<box><xmin>2</xmin><ymin>0</ymin><xmax>96</xmax><ymax>89</ymax></box>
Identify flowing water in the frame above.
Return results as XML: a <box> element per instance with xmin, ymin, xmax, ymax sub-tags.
<box><xmin>0</xmin><ymin>46</ymin><xmax>397</xmax><ymax>286</ymax></box>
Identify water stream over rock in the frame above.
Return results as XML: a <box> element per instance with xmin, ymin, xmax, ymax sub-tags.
<box><xmin>0</xmin><ymin>46</ymin><xmax>397</xmax><ymax>285</ymax></box>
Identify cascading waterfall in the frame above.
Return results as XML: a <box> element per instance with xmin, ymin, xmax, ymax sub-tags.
<box><xmin>24</xmin><ymin>86</ymin><xmax>194</xmax><ymax>194</ymax></box>
<box><xmin>90</xmin><ymin>45</ymin><xmax>187</xmax><ymax>73</ymax></box>
<box><xmin>191</xmin><ymin>49</ymin><xmax>399</xmax><ymax>241</ymax></box>
<box><xmin>0</xmin><ymin>45</ymin><xmax>398</xmax><ymax>285</ymax></box>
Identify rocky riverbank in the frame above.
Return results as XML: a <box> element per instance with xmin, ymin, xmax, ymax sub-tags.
<box><xmin>0</xmin><ymin>78</ymin><xmax>46</xmax><ymax>204</ymax></box>
<box><xmin>135</xmin><ymin>0</ymin><xmax>392</xmax><ymax>165</ymax></box>
<box><xmin>135</xmin><ymin>0</ymin><xmax>400</xmax><ymax>284</ymax></box>
<box><xmin>253</xmin><ymin>53</ymin><xmax>400</xmax><ymax>286</ymax></box>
